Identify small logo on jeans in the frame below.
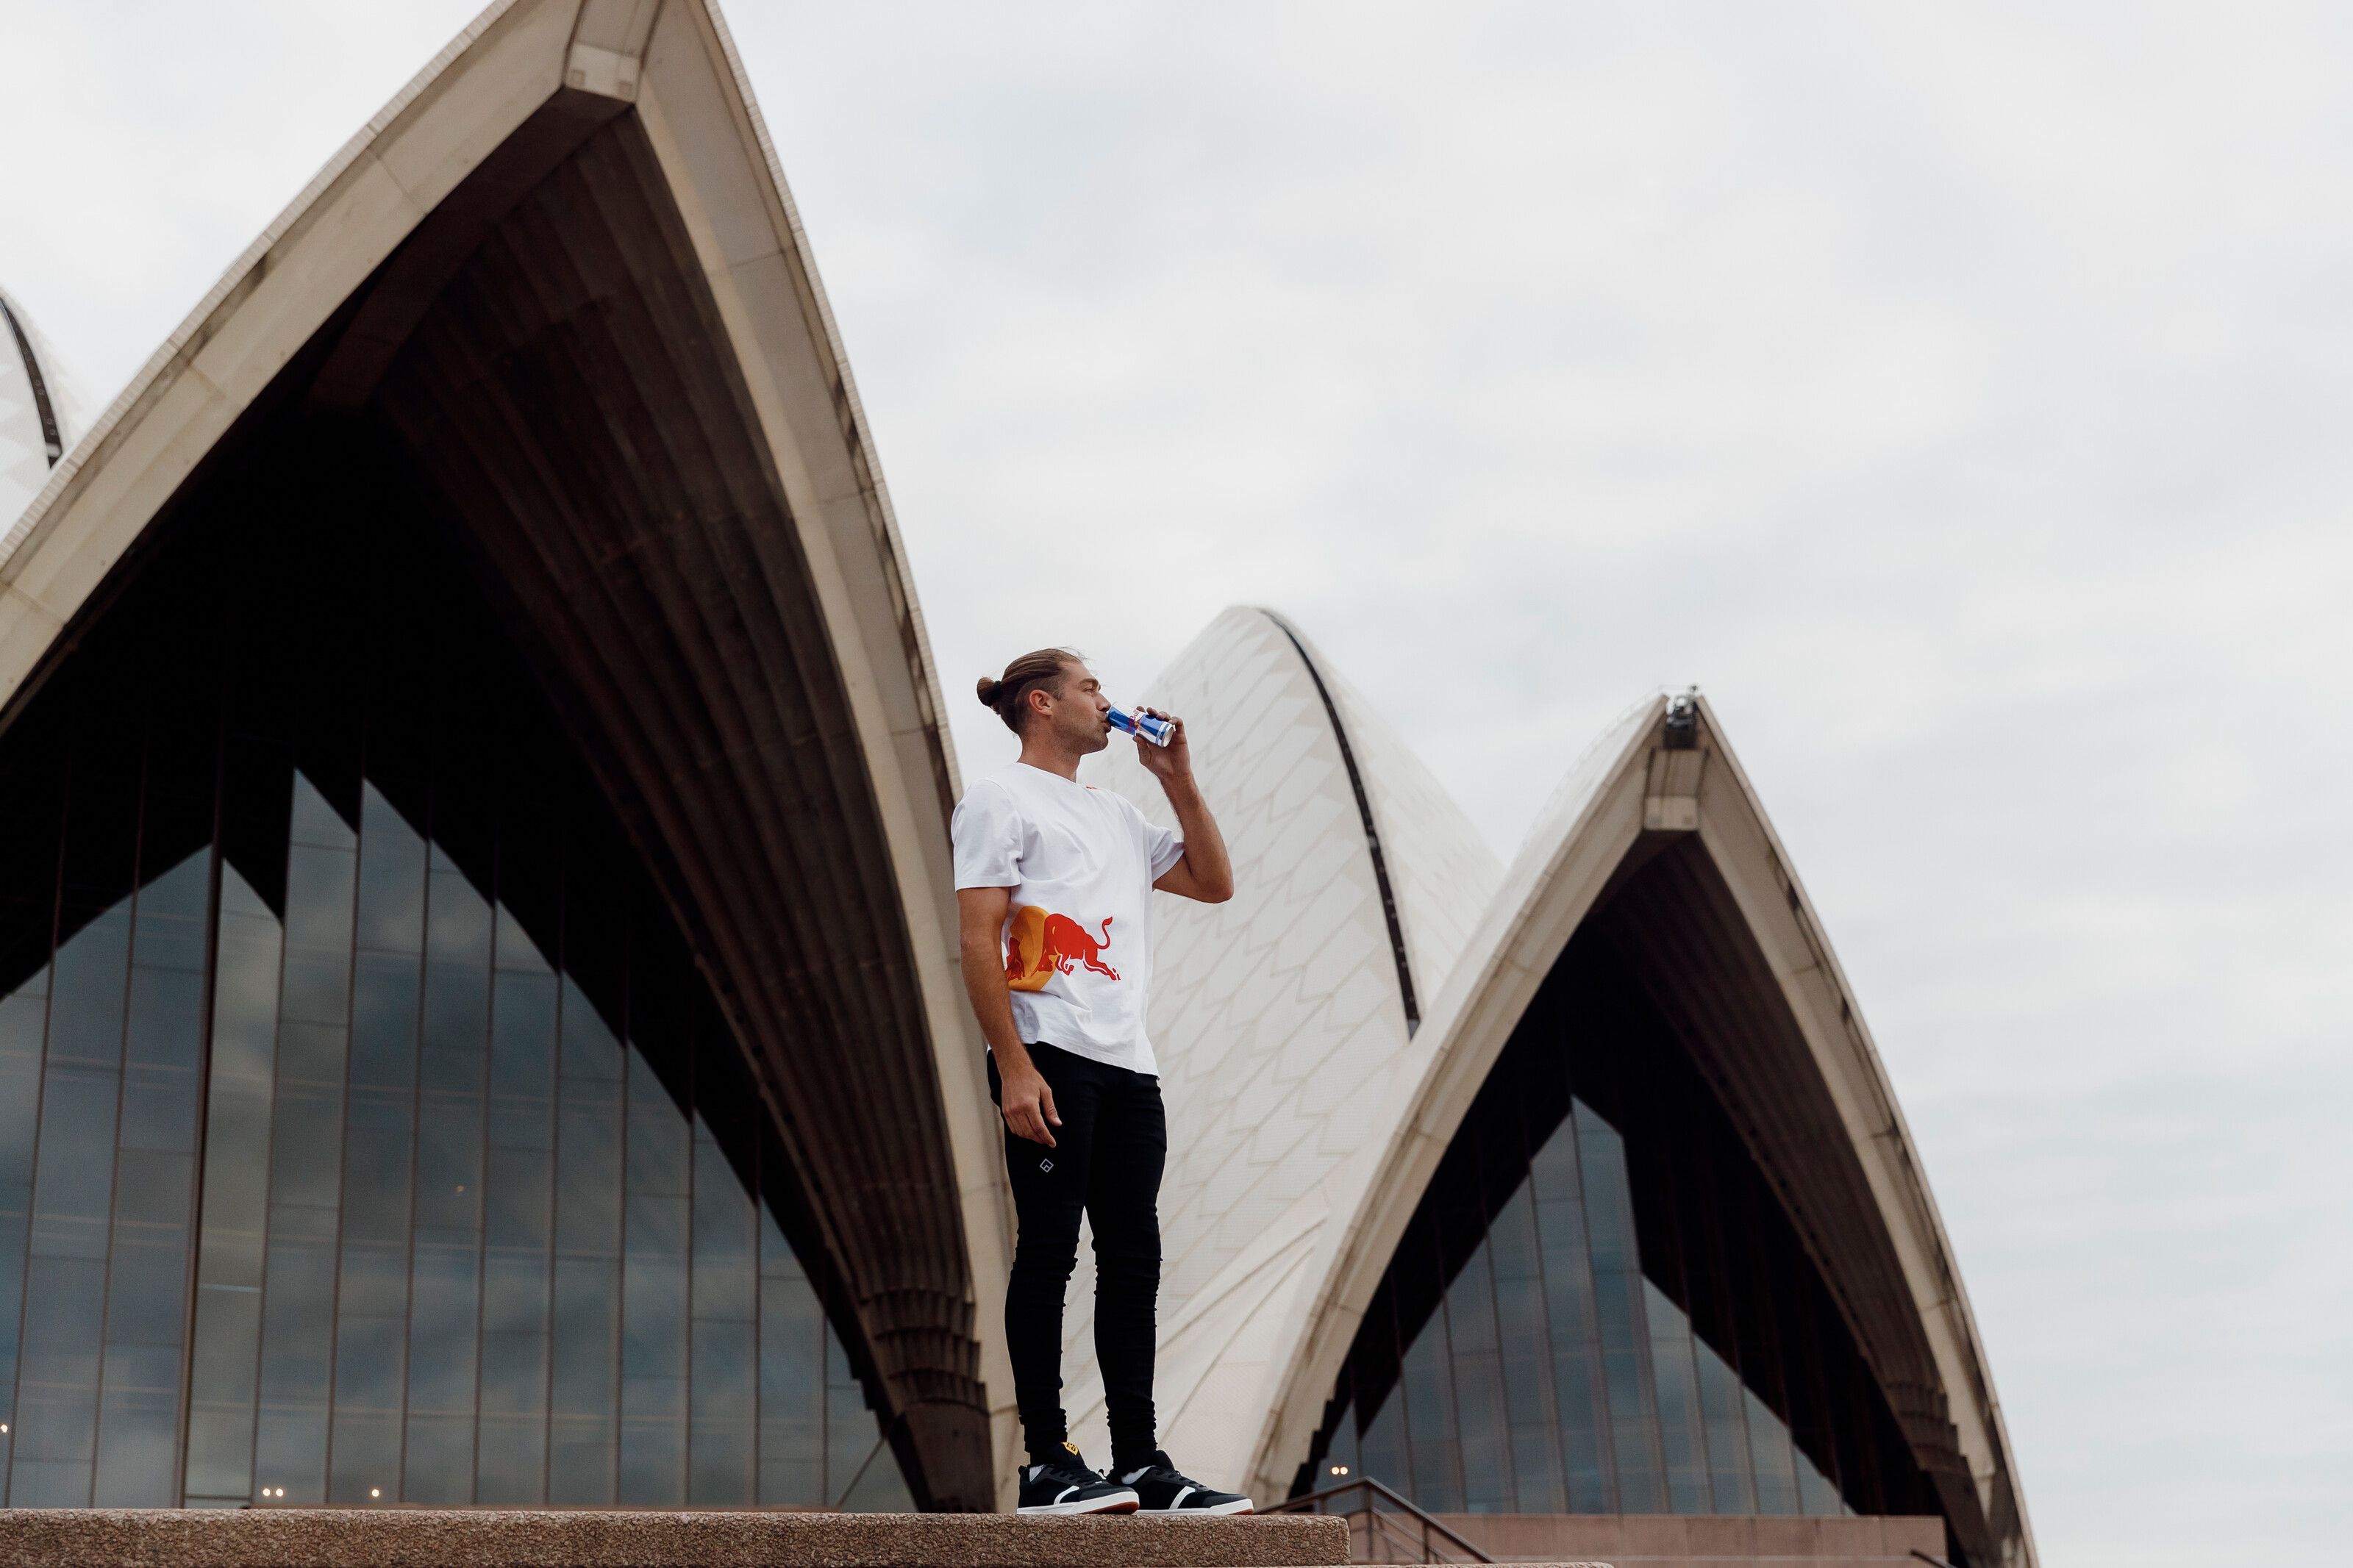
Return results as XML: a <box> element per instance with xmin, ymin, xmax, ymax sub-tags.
<box><xmin>1038</xmin><ymin>1158</ymin><xmax>1054</xmax><ymax>1173</ymax></box>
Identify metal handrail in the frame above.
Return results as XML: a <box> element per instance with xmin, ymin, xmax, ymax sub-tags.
<box><xmin>1271</xmin><ymin>1475</ymin><xmax>1495</xmax><ymax>1563</ymax></box>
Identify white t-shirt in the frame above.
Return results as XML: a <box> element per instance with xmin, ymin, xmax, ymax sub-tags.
<box><xmin>951</xmin><ymin>763</ymin><xmax>1185</xmax><ymax>1075</ymax></box>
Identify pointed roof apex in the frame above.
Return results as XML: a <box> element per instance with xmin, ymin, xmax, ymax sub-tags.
<box><xmin>1259</xmin><ymin>689</ymin><xmax>2036</xmax><ymax>1565</ymax></box>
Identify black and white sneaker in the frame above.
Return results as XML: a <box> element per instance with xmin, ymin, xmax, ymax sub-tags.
<box><xmin>1117</xmin><ymin>1450</ymin><xmax>1254</xmax><ymax>1515</ymax></box>
<box><xmin>1017</xmin><ymin>1444</ymin><xmax>1140</xmax><ymax>1514</ymax></box>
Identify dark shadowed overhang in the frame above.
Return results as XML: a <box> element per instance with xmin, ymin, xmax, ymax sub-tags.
<box><xmin>0</xmin><ymin>0</ymin><xmax>1010</xmax><ymax>1510</ymax></box>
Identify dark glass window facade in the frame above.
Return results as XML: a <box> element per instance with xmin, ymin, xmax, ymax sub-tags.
<box><xmin>1302</xmin><ymin>897</ymin><xmax>1942</xmax><ymax>1525</ymax></box>
<box><xmin>0</xmin><ymin>435</ymin><xmax>914</xmax><ymax>1510</ymax></box>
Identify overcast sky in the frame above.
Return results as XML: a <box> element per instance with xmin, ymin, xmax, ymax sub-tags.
<box><xmin>4</xmin><ymin>2</ymin><xmax>2349</xmax><ymax>1561</ymax></box>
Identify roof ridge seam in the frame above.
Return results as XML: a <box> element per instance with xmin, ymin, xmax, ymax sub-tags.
<box><xmin>1257</xmin><ymin>609</ymin><xmax>1420</xmax><ymax>1036</ymax></box>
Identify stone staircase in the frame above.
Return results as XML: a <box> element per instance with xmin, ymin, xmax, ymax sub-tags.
<box><xmin>0</xmin><ymin>1509</ymin><xmax>1613</xmax><ymax>1567</ymax></box>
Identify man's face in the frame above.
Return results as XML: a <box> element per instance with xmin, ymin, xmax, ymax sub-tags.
<box><xmin>1033</xmin><ymin>661</ymin><xmax>1111</xmax><ymax>753</ymax></box>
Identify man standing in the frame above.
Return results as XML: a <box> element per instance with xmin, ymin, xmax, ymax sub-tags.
<box><xmin>951</xmin><ymin>648</ymin><xmax>1249</xmax><ymax>1516</ymax></box>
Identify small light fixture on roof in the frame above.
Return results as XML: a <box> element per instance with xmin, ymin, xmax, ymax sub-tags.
<box><xmin>1663</xmin><ymin>686</ymin><xmax>1701</xmax><ymax>750</ymax></box>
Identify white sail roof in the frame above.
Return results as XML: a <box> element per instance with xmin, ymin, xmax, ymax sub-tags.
<box><xmin>0</xmin><ymin>0</ymin><xmax>1004</xmax><ymax>1510</ymax></box>
<box><xmin>1252</xmin><ymin>691</ymin><xmax>2037</xmax><ymax>1565</ymax></box>
<box><xmin>1062</xmin><ymin>606</ymin><xmax>1501</xmax><ymax>1485</ymax></box>
<box><xmin>1060</xmin><ymin>615</ymin><xmax>2031</xmax><ymax>1561</ymax></box>
<box><xmin>0</xmin><ymin>286</ymin><xmax>83</xmax><ymax>531</ymax></box>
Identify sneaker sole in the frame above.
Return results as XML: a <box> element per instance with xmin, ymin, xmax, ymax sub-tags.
<box><xmin>1018</xmin><ymin>1493</ymin><xmax>1140</xmax><ymax>1515</ymax></box>
<box><xmin>1137</xmin><ymin>1501</ymin><xmax>1254</xmax><ymax>1515</ymax></box>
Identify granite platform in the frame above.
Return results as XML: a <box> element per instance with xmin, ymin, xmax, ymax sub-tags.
<box><xmin>0</xmin><ymin>1509</ymin><xmax>1357</xmax><ymax>1568</ymax></box>
<box><xmin>1427</xmin><ymin>1511</ymin><xmax>1940</xmax><ymax>1567</ymax></box>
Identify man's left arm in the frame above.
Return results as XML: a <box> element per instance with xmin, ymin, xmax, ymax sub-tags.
<box><xmin>1137</xmin><ymin>710</ymin><xmax>1233</xmax><ymax>903</ymax></box>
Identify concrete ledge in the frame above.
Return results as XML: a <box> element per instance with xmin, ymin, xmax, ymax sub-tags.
<box><xmin>0</xmin><ymin>1509</ymin><xmax>1350</xmax><ymax>1568</ymax></box>
<box><xmin>1432</xmin><ymin>1510</ymin><xmax>1941</xmax><ymax>1566</ymax></box>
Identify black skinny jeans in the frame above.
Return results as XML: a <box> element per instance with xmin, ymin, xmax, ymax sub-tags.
<box><xmin>988</xmin><ymin>1042</ymin><xmax>1167</xmax><ymax>1469</ymax></box>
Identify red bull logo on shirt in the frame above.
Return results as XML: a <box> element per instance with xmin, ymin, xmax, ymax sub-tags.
<box><xmin>1004</xmin><ymin>905</ymin><xmax>1120</xmax><ymax>991</ymax></box>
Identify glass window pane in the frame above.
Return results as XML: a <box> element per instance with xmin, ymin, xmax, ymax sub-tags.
<box><xmin>0</xmin><ymin>959</ymin><xmax>51</xmax><ymax>1475</ymax></box>
<box><xmin>1443</xmin><ymin>1241</ymin><xmax>1510</xmax><ymax>1513</ymax></box>
<box><xmin>824</xmin><ymin>1327</ymin><xmax>874</xmax><ymax>1507</ymax></box>
<box><xmin>1398</xmin><ymin>1302</ymin><xmax>1461</xmax><ymax>1513</ymax></box>
<box><xmin>1305</xmin><ymin>927</ymin><xmax>1949</xmax><ymax>1530</ymax></box>
<box><xmin>1747</xmin><ymin>1383</ymin><xmax>1802</xmax><ymax>1514</ymax></box>
<box><xmin>1643</xmin><ymin>1279</ymin><xmax>1710</xmax><ymax>1514</ymax></box>
<box><xmin>196</xmin><ymin>866</ymin><xmax>283</xmax><ymax>1267</ymax></box>
<box><xmin>477</xmin><ymin>899</ymin><xmax>557</xmax><ymax>1504</ymax></box>
<box><xmin>1489</xmin><ymin>1185</ymin><xmax>1565</xmax><ymax>1514</ymax></box>
<box><xmin>1695</xmin><ymin>1335</ymin><xmax>1757</xmax><ymax>1514</ymax></box>
<box><xmin>1576</xmin><ymin>1109</ymin><xmax>1663</xmax><ymax>1514</ymax></box>
<box><xmin>1358</xmin><ymin>1386</ymin><xmax>1404</xmax><ymax>1495</ymax></box>
<box><xmin>99</xmin><ymin>850</ymin><xmax>211</xmax><ymax>1507</ymax></box>
<box><xmin>0</xmin><ymin>496</ymin><xmax>925</xmax><ymax>1515</ymax></box>
<box><xmin>551</xmin><ymin>975</ymin><xmax>622</xmax><ymax>1505</ymax></box>
<box><xmin>758</xmin><ymin>1203</ymin><xmax>824</xmax><ymax>1507</ymax></box>
<box><xmin>690</xmin><ymin>1128</ymin><xmax>754</xmax><ymax>1506</ymax></box>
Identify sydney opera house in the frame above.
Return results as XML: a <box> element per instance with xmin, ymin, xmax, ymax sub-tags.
<box><xmin>0</xmin><ymin>2</ymin><xmax>2033</xmax><ymax>1564</ymax></box>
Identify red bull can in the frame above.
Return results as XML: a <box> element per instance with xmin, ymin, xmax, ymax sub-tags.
<box><xmin>1108</xmin><ymin>705</ymin><xmax>1174</xmax><ymax>747</ymax></box>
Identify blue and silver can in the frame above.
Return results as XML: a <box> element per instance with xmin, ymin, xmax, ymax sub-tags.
<box><xmin>1108</xmin><ymin>705</ymin><xmax>1175</xmax><ymax>747</ymax></box>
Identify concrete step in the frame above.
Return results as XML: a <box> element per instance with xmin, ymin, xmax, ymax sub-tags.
<box><xmin>0</xmin><ymin>1508</ymin><xmax>1353</xmax><ymax>1568</ymax></box>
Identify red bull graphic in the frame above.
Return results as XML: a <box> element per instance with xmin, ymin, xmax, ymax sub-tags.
<box><xmin>1004</xmin><ymin>905</ymin><xmax>1120</xmax><ymax>991</ymax></box>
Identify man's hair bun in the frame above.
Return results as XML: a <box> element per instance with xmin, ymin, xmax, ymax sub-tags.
<box><xmin>977</xmin><ymin>649</ymin><xmax>1083</xmax><ymax>736</ymax></box>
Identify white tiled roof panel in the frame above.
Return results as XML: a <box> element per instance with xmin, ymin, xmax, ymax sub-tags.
<box><xmin>1062</xmin><ymin>606</ymin><xmax>1418</xmax><ymax>1481</ymax></box>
